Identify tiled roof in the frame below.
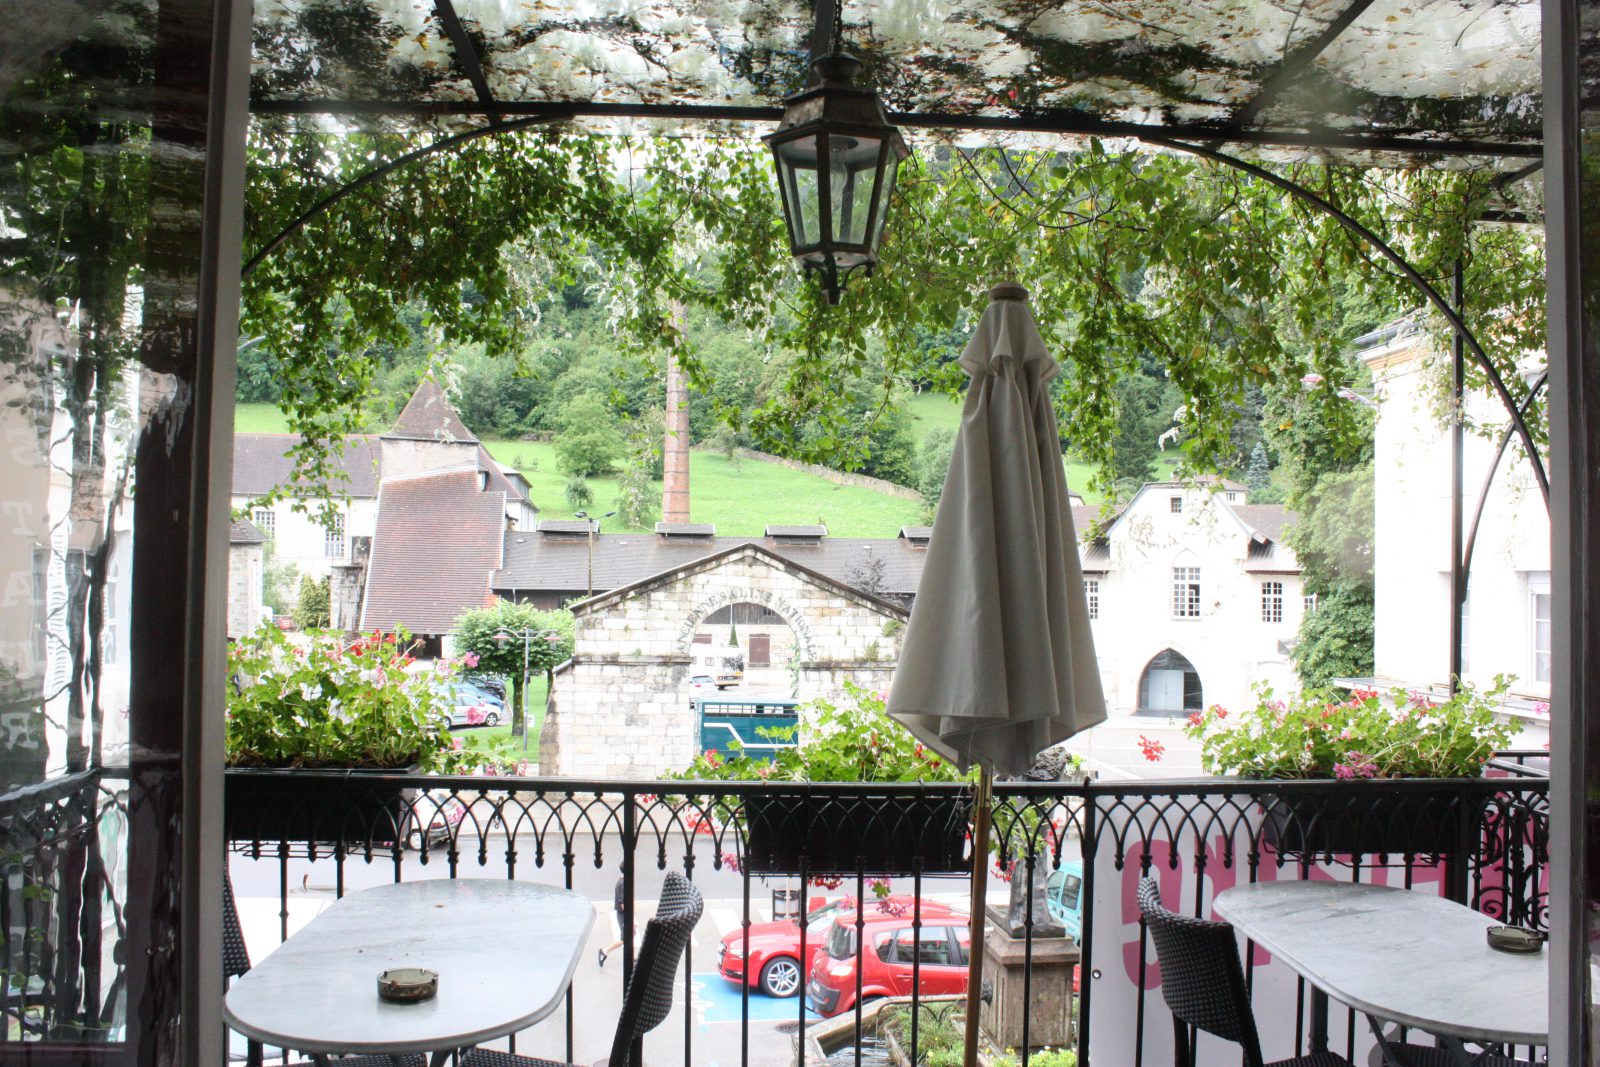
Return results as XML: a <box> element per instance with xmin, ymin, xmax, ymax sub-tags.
<box><xmin>360</xmin><ymin>470</ymin><xmax>505</xmax><ymax>636</ymax></box>
<box><xmin>232</xmin><ymin>434</ymin><xmax>380</xmax><ymax>498</ymax></box>
<box><xmin>382</xmin><ymin>379</ymin><xmax>478</xmax><ymax>444</ymax></box>
<box><xmin>1227</xmin><ymin>504</ymin><xmax>1295</xmax><ymax>543</ymax></box>
<box><xmin>476</xmin><ymin>444</ymin><xmax>528</xmax><ymax>503</ymax></box>
<box><xmin>495</xmin><ymin>532</ymin><xmax>929</xmax><ymax>598</ymax></box>
<box><xmin>1244</xmin><ymin>540</ymin><xmax>1302</xmax><ymax>573</ymax></box>
<box><xmin>229</xmin><ymin>519</ymin><xmax>268</xmax><ymax>545</ymax></box>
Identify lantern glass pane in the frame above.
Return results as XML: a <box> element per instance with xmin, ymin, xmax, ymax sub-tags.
<box><xmin>776</xmin><ymin>134</ymin><xmax>822</xmax><ymax>247</ymax></box>
<box><xmin>828</xmin><ymin>133</ymin><xmax>882</xmax><ymax>246</ymax></box>
<box><xmin>870</xmin><ymin>149</ymin><xmax>900</xmax><ymax>248</ymax></box>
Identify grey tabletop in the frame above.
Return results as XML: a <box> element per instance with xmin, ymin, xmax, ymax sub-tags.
<box><xmin>1214</xmin><ymin>881</ymin><xmax>1546</xmax><ymax>1047</ymax></box>
<box><xmin>225</xmin><ymin>879</ymin><xmax>595</xmax><ymax>1056</ymax></box>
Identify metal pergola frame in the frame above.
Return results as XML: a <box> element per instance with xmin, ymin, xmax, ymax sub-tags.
<box><xmin>90</xmin><ymin>0</ymin><xmax>1592</xmax><ymax>1060</ymax></box>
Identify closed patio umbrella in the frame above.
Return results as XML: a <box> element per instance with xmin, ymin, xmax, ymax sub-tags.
<box><xmin>887</xmin><ymin>281</ymin><xmax>1105</xmax><ymax>1065</ymax></box>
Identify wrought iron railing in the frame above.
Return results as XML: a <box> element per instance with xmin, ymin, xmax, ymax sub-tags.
<box><xmin>0</xmin><ymin>769</ymin><xmax>128</xmax><ymax>1052</ymax></box>
<box><xmin>215</xmin><ymin>768</ymin><xmax>1548</xmax><ymax>1067</ymax></box>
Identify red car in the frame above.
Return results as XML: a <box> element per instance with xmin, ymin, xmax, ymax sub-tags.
<box><xmin>804</xmin><ymin>908</ymin><xmax>972</xmax><ymax>1018</ymax></box>
<box><xmin>718</xmin><ymin>896</ymin><xmax>957</xmax><ymax>999</ymax></box>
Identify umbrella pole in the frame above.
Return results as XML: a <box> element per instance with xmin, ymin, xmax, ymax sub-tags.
<box><xmin>963</xmin><ymin>766</ymin><xmax>993</xmax><ymax>1067</ymax></box>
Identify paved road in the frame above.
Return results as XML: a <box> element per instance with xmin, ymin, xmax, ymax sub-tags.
<box><xmin>227</xmin><ymin>835</ymin><xmax>983</xmax><ymax>1067</ymax></box>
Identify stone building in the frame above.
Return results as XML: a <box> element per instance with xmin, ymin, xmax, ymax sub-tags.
<box><xmin>227</xmin><ymin>520</ymin><xmax>268</xmax><ymax>639</ymax></box>
<box><xmin>543</xmin><ymin>542</ymin><xmax>908</xmax><ymax>778</ymax></box>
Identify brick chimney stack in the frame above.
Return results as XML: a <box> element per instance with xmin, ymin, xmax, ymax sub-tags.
<box><xmin>662</xmin><ymin>338</ymin><xmax>691</xmax><ymax>524</ymax></box>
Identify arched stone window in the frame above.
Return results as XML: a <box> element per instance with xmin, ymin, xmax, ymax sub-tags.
<box><xmin>1138</xmin><ymin>649</ymin><xmax>1203</xmax><ymax>714</ymax></box>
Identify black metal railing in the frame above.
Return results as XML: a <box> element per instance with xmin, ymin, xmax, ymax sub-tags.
<box><xmin>215</xmin><ymin>767</ymin><xmax>1548</xmax><ymax>1067</ymax></box>
<box><xmin>0</xmin><ymin>769</ymin><xmax>128</xmax><ymax>1052</ymax></box>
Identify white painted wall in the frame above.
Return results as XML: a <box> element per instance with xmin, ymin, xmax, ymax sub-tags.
<box><xmin>233</xmin><ymin>496</ymin><xmax>378</xmax><ymax>593</ymax></box>
<box><xmin>1070</xmin><ymin>484</ymin><xmax>1305</xmax><ymax>776</ymax></box>
<box><xmin>1363</xmin><ymin>328</ymin><xmax>1550</xmax><ymax>748</ymax></box>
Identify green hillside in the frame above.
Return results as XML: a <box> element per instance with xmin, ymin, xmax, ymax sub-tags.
<box><xmin>236</xmin><ymin>399</ymin><xmax>1190</xmax><ymax>520</ymax></box>
<box><xmin>237</xmin><ymin>404</ymin><xmax>921</xmax><ymax>537</ymax></box>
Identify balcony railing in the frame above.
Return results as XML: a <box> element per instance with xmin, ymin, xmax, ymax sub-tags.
<box><xmin>2</xmin><ymin>767</ymin><xmax>1549</xmax><ymax>1065</ymax></box>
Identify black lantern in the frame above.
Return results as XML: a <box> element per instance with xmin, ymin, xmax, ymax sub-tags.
<box><xmin>765</xmin><ymin>52</ymin><xmax>909</xmax><ymax>305</ymax></box>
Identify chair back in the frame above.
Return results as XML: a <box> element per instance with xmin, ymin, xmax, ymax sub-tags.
<box><xmin>1136</xmin><ymin>878</ymin><xmax>1264</xmax><ymax>1067</ymax></box>
<box><xmin>606</xmin><ymin>872</ymin><xmax>704</xmax><ymax>1067</ymax></box>
<box><xmin>223</xmin><ymin>870</ymin><xmax>252</xmax><ymax>981</ymax></box>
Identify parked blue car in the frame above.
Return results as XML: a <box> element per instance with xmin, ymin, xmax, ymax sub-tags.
<box><xmin>1045</xmin><ymin>860</ymin><xmax>1085</xmax><ymax>942</ymax></box>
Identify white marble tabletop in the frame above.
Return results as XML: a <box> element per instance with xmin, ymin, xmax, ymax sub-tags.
<box><xmin>1214</xmin><ymin>881</ymin><xmax>1546</xmax><ymax>1047</ymax></box>
<box><xmin>225</xmin><ymin>879</ymin><xmax>595</xmax><ymax>1056</ymax></box>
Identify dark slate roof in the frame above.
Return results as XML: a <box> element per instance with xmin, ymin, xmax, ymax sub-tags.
<box><xmin>496</xmin><ymin>532</ymin><xmax>930</xmax><ymax>598</ymax></box>
<box><xmin>229</xmin><ymin>519</ymin><xmax>268</xmax><ymax>545</ymax></box>
<box><xmin>656</xmin><ymin>522</ymin><xmax>717</xmax><ymax>537</ymax></box>
<box><xmin>537</xmin><ymin>519</ymin><xmax>597</xmax><ymax>536</ymax></box>
<box><xmin>575</xmin><ymin>541</ymin><xmax>910</xmax><ymax>621</ymax></box>
<box><xmin>232</xmin><ymin>434</ymin><xmax>380</xmax><ymax>498</ymax></box>
<box><xmin>382</xmin><ymin>379</ymin><xmax>478</xmax><ymax>444</ymax></box>
<box><xmin>1227</xmin><ymin>504</ymin><xmax>1295</xmax><ymax>543</ymax></box>
<box><xmin>361</xmin><ymin>470</ymin><xmax>505</xmax><ymax>636</ymax></box>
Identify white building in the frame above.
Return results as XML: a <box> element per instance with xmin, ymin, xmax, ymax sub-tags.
<box><xmin>1070</xmin><ymin>479</ymin><xmax>1306</xmax><ymax>775</ymax></box>
<box><xmin>1359</xmin><ymin>321</ymin><xmax>1550</xmax><ymax>748</ymax></box>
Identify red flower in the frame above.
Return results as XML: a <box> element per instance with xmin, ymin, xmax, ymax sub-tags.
<box><xmin>1186</xmin><ymin>712</ymin><xmax>1203</xmax><ymax>728</ymax></box>
<box><xmin>1137</xmin><ymin>736</ymin><xmax>1165</xmax><ymax>762</ymax></box>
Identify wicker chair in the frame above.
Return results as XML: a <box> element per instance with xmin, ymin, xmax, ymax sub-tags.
<box><xmin>461</xmin><ymin>870</ymin><xmax>705</xmax><ymax>1067</ymax></box>
<box><xmin>1378</xmin><ymin>1041</ymin><xmax>1540</xmax><ymax>1067</ymax></box>
<box><xmin>1136</xmin><ymin>878</ymin><xmax>1353</xmax><ymax>1067</ymax></box>
<box><xmin>224</xmin><ymin>871</ymin><xmax>424</xmax><ymax>1067</ymax></box>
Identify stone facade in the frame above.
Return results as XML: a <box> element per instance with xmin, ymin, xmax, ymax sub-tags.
<box><xmin>227</xmin><ymin>540</ymin><xmax>265</xmax><ymax>639</ymax></box>
<box><xmin>543</xmin><ymin>543</ymin><xmax>906</xmax><ymax>778</ymax></box>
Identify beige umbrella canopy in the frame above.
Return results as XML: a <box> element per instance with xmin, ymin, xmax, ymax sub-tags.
<box><xmin>887</xmin><ymin>281</ymin><xmax>1105</xmax><ymax>1065</ymax></box>
<box><xmin>889</xmin><ymin>282</ymin><xmax>1105</xmax><ymax>773</ymax></box>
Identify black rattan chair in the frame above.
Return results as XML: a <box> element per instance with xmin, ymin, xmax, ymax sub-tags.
<box><xmin>223</xmin><ymin>870</ymin><xmax>424</xmax><ymax>1067</ymax></box>
<box><xmin>1379</xmin><ymin>1041</ymin><xmax>1540</xmax><ymax>1067</ymax></box>
<box><xmin>1136</xmin><ymin>878</ymin><xmax>1353</xmax><ymax>1067</ymax></box>
<box><xmin>461</xmin><ymin>870</ymin><xmax>705</xmax><ymax>1067</ymax></box>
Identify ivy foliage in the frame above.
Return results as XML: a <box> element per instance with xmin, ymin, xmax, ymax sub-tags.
<box><xmin>240</xmin><ymin>124</ymin><xmax>1545</xmax><ymax>515</ymax></box>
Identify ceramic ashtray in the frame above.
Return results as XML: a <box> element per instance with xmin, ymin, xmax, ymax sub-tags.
<box><xmin>378</xmin><ymin>967</ymin><xmax>439</xmax><ymax>1003</ymax></box>
<box><xmin>1485</xmin><ymin>925</ymin><xmax>1545</xmax><ymax>954</ymax></box>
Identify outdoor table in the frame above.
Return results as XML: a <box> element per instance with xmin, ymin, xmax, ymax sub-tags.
<box><xmin>1214</xmin><ymin>881</ymin><xmax>1546</xmax><ymax>1066</ymax></box>
<box><xmin>225</xmin><ymin>879</ymin><xmax>594</xmax><ymax>1066</ymax></box>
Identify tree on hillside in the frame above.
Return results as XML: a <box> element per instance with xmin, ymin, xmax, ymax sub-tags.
<box><xmin>554</xmin><ymin>393</ymin><xmax>625</xmax><ymax>477</ymax></box>
<box><xmin>614</xmin><ymin>419</ymin><xmax>659</xmax><ymax>529</ymax></box>
<box><xmin>1246</xmin><ymin>442</ymin><xmax>1272</xmax><ymax>499</ymax></box>
<box><xmin>453</xmin><ymin>604</ymin><xmax>575</xmax><ymax>737</ymax></box>
<box><xmin>915</xmin><ymin>428</ymin><xmax>957</xmax><ymax>521</ymax></box>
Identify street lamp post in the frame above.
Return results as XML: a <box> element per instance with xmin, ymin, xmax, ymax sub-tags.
<box><xmin>573</xmin><ymin>510</ymin><xmax>615</xmax><ymax>599</ymax></box>
<box><xmin>491</xmin><ymin>626</ymin><xmax>566</xmax><ymax>750</ymax></box>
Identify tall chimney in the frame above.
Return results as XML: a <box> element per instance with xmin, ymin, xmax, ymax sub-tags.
<box><xmin>662</xmin><ymin>308</ymin><xmax>691</xmax><ymax>524</ymax></box>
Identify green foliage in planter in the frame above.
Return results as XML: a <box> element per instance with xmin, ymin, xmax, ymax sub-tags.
<box><xmin>226</xmin><ymin>623</ymin><xmax>473</xmax><ymax>772</ymax></box>
<box><xmin>1184</xmin><ymin>678</ymin><xmax>1519</xmax><ymax>780</ymax></box>
<box><xmin>669</xmin><ymin>681</ymin><xmax>971</xmax><ymax>784</ymax></box>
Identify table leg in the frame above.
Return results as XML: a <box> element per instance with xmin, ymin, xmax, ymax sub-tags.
<box><xmin>1364</xmin><ymin>1014</ymin><xmax>1409</xmax><ymax>1067</ymax></box>
<box><xmin>1309</xmin><ymin>987</ymin><xmax>1329</xmax><ymax>1053</ymax></box>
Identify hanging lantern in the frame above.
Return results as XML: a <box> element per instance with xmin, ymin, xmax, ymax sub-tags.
<box><xmin>765</xmin><ymin>52</ymin><xmax>909</xmax><ymax>305</ymax></box>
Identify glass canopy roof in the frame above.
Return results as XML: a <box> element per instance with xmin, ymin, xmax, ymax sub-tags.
<box><xmin>249</xmin><ymin>0</ymin><xmax>1542</xmax><ymax>162</ymax></box>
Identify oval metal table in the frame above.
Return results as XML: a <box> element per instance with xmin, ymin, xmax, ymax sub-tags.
<box><xmin>225</xmin><ymin>879</ymin><xmax>595</xmax><ymax>1065</ymax></box>
<box><xmin>1214</xmin><ymin>881</ymin><xmax>1546</xmax><ymax>1065</ymax></box>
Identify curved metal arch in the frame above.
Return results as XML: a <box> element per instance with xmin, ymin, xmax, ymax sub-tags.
<box><xmin>1462</xmin><ymin>370</ymin><xmax>1550</xmax><ymax>583</ymax></box>
<box><xmin>242</xmin><ymin>114</ymin><xmax>559</xmax><ymax>277</ymax></box>
<box><xmin>1141</xmin><ymin>134</ymin><xmax>1548</xmax><ymax>507</ymax></box>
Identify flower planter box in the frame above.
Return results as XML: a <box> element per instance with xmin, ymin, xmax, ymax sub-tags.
<box><xmin>225</xmin><ymin>766</ymin><xmax>418</xmax><ymax>845</ymax></box>
<box><xmin>1261</xmin><ymin>785</ymin><xmax>1482</xmax><ymax>858</ymax></box>
<box><xmin>742</xmin><ymin>792</ymin><xmax>970</xmax><ymax>876</ymax></box>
